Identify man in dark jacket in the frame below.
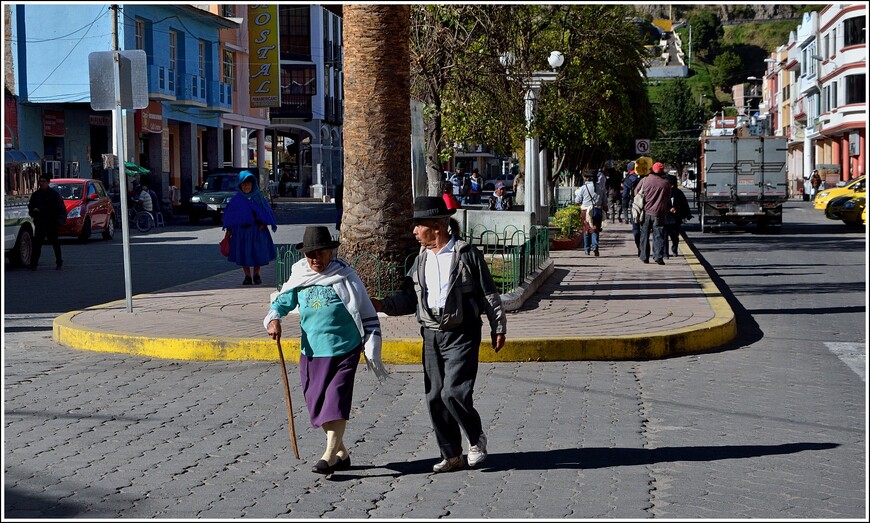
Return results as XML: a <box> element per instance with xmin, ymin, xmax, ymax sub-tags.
<box><xmin>373</xmin><ymin>196</ymin><xmax>506</xmax><ymax>473</ymax></box>
<box><xmin>27</xmin><ymin>176</ymin><xmax>67</xmax><ymax>270</ymax></box>
<box><xmin>664</xmin><ymin>174</ymin><xmax>692</xmax><ymax>257</ymax></box>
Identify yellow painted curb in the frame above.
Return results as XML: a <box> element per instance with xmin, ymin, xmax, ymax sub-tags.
<box><xmin>53</xmin><ymin>238</ymin><xmax>735</xmax><ymax>363</ymax></box>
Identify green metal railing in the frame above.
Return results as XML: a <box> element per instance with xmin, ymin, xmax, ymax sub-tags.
<box><xmin>275</xmin><ymin>225</ymin><xmax>550</xmax><ymax>297</ymax></box>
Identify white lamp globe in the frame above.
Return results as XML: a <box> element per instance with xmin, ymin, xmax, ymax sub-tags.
<box><xmin>548</xmin><ymin>51</ymin><xmax>565</xmax><ymax>69</ymax></box>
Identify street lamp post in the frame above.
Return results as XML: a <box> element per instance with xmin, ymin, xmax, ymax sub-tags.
<box><xmin>501</xmin><ymin>50</ymin><xmax>564</xmax><ymax>225</ymax></box>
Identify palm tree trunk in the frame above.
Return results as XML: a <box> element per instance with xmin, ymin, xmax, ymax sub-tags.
<box><xmin>341</xmin><ymin>5</ymin><xmax>416</xmax><ymax>294</ymax></box>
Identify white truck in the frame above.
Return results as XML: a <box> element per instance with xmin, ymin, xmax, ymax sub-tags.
<box><xmin>697</xmin><ymin>134</ymin><xmax>788</xmax><ymax>233</ymax></box>
<box><xmin>4</xmin><ymin>195</ymin><xmax>35</xmax><ymax>267</ymax></box>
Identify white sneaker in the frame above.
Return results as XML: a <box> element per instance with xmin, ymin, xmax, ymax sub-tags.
<box><xmin>467</xmin><ymin>433</ymin><xmax>488</xmax><ymax>467</ymax></box>
<box><xmin>432</xmin><ymin>456</ymin><xmax>464</xmax><ymax>473</ymax></box>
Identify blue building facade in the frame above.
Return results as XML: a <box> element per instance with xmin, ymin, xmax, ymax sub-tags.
<box><xmin>8</xmin><ymin>3</ymin><xmax>237</xmax><ymax>207</ymax></box>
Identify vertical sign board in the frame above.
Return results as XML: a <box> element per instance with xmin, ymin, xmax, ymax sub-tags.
<box><xmin>249</xmin><ymin>5</ymin><xmax>281</xmax><ymax>108</ymax></box>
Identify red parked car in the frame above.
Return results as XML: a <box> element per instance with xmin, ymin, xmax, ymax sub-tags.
<box><xmin>50</xmin><ymin>178</ymin><xmax>116</xmax><ymax>242</ymax></box>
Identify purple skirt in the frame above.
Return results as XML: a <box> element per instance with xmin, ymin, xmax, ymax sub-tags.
<box><xmin>299</xmin><ymin>346</ymin><xmax>361</xmax><ymax>428</ymax></box>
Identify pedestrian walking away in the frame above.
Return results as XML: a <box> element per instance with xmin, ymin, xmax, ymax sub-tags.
<box><xmin>264</xmin><ymin>226</ymin><xmax>387</xmax><ymax>475</ymax></box>
<box><xmin>664</xmin><ymin>174</ymin><xmax>692</xmax><ymax>257</ymax></box>
<box><xmin>27</xmin><ymin>175</ymin><xmax>66</xmax><ymax>270</ymax></box>
<box><xmin>605</xmin><ymin>167</ymin><xmax>624</xmax><ymax>223</ymax></box>
<box><xmin>622</xmin><ymin>161</ymin><xmax>641</xmax><ymax>250</ymax></box>
<box><xmin>574</xmin><ymin>172</ymin><xmax>605</xmax><ymax>256</ymax></box>
<box><xmin>222</xmin><ymin>170</ymin><xmax>278</xmax><ymax>285</ymax></box>
<box><xmin>372</xmin><ymin>196</ymin><xmax>507</xmax><ymax>473</ymax></box>
<box><xmin>636</xmin><ymin>162</ymin><xmax>671</xmax><ymax>265</ymax></box>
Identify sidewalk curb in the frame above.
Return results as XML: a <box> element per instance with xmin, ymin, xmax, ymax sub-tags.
<box><xmin>53</xmin><ymin>241</ymin><xmax>736</xmax><ymax>363</ymax></box>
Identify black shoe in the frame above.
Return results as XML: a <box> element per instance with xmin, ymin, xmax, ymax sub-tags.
<box><xmin>641</xmin><ymin>259</ymin><xmax>649</xmax><ymax>264</ymax></box>
<box><xmin>312</xmin><ymin>459</ymin><xmax>336</xmax><ymax>475</ymax></box>
<box><xmin>56</xmin><ymin>261</ymin><xmax>63</xmax><ymax>270</ymax></box>
<box><xmin>253</xmin><ymin>274</ymin><xmax>262</xmax><ymax>285</ymax></box>
<box><xmin>242</xmin><ymin>276</ymin><xmax>253</xmax><ymax>285</ymax></box>
<box><xmin>655</xmin><ymin>259</ymin><xmax>666</xmax><ymax>265</ymax></box>
<box><xmin>593</xmin><ymin>249</ymin><xmax>599</xmax><ymax>257</ymax></box>
<box><xmin>29</xmin><ymin>265</ymin><xmax>37</xmax><ymax>271</ymax></box>
<box><xmin>335</xmin><ymin>455</ymin><xmax>351</xmax><ymax>471</ymax></box>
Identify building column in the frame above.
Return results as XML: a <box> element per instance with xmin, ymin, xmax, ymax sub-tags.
<box><xmin>232</xmin><ymin>125</ymin><xmax>243</xmax><ymax>168</ymax></box>
<box><xmin>179</xmin><ymin>122</ymin><xmax>198</xmax><ymax>204</ymax></box>
<box><xmin>205</xmin><ymin>127</ymin><xmax>221</xmax><ymax>171</ymax></box>
<box><xmin>257</xmin><ymin>129</ymin><xmax>266</xmax><ymax>170</ymax></box>
<box><xmin>147</xmin><ymin>132</ymin><xmax>165</xmax><ymax>206</ymax></box>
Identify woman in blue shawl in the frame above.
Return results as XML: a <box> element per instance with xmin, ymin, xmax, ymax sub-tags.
<box><xmin>222</xmin><ymin>170</ymin><xmax>277</xmax><ymax>285</ymax></box>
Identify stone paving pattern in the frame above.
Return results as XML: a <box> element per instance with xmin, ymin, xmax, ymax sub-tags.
<box><xmin>58</xmin><ymin>223</ymin><xmax>716</xmax><ymax>351</ymax></box>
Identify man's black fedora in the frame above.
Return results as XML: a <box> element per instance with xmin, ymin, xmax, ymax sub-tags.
<box><xmin>295</xmin><ymin>226</ymin><xmax>340</xmax><ymax>253</ymax></box>
<box><xmin>413</xmin><ymin>196</ymin><xmax>456</xmax><ymax>220</ymax></box>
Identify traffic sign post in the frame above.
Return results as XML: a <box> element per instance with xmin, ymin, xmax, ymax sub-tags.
<box><xmin>89</xmin><ymin>49</ymin><xmax>148</xmax><ymax>313</ymax></box>
<box><xmin>635</xmin><ymin>139</ymin><xmax>650</xmax><ymax>155</ymax></box>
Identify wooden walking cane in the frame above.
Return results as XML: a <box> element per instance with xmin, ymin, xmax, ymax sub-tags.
<box><xmin>275</xmin><ymin>337</ymin><xmax>300</xmax><ymax>459</ymax></box>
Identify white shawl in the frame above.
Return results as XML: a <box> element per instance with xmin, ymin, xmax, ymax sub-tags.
<box><xmin>267</xmin><ymin>257</ymin><xmax>388</xmax><ymax>381</ymax></box>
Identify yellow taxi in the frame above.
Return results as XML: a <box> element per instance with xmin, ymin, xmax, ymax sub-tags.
<box><xmin>813</xmin><ymin>175</ymin><xmax>865</xmax><ymax>210</ymax></box>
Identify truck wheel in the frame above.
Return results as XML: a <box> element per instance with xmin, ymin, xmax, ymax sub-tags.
<box><xmin>12</xmin><ymin>226</ymin><xmax>33</xmax><ymax>267</ymax></box>
<box><xmin>701</xmin><ymin>212</ymin><xmax>711</xmax><ymax>233</ymax></box>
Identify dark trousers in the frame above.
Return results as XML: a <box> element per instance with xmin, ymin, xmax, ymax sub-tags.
<box><xmin>639</xmin><ymin>213</ymin><xmax>666</xmax><ymax>262</ymax></box>
<box><xmin>31</xmin><ymin>223</ymin><xmax>62</xmax><ymax>268</ymax></box>
<box><xmin>421</xmin><ymin>326</ymin><xmax>483</xmax><ymax>459</ymax></box>
<box><xmin>664</xmin><ymin>223</ymin><xmax>681</xmax><ymax>255</ymax></box>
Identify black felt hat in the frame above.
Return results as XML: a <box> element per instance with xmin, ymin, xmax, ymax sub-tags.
<box><xmin>413</xmin><ymin>196</ymin><xmax>456</xmax><ymax>220</ymax></box>
<box><xmin>295</xmin><ymin>226</ymin><xmax>340</xmax><ymax>253</ymax></box>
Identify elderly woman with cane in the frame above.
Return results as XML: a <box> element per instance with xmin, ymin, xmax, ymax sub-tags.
<box><xmin>264</xmin><ymin>226</ymin><xmax>387</xmax><ymax>475</ymax></box>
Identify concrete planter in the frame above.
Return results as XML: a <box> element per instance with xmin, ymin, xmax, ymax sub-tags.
<box><xmin>550</xmin><ymin>234</ymin><xmax>581</xmax><ymax>250</ymax></box>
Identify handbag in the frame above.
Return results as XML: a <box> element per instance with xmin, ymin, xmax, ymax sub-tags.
<box><xmin>631</xmin><ymin>182</ymin><xmax>646</xmax><ymax>223</ymax></box>
<box><xmin>219</xmin><ymin>231</ymin><xmax>230</xmax><ymax>257</ymax></box>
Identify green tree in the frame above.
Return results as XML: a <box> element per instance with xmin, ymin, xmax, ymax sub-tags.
<box><xmin>484</xmin><ymin>4</ymin><xmax>653</xmax><ymax>186</ymax></box>
<box><xmin>687</xmin><ymin>9</ymin><xmax>724</xmax><ymax>58</ymax></box>
<box><xmin>710</xmin><ymin>50</ymin><xmax>743</xmax><ymax>92</ymax></box>
<box><xmin>652</xmin><ymin>78</ymin><xmax>704</xmax><ymax>177</ymax></box>
<box><xmin>410</xmin><ymin>5</ymin><xmax>522</xmax><ymax>195</ymax></box>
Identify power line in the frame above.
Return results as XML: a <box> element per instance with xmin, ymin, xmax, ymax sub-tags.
<box><xmin>28</xmin><ymin>8</ymin><xmax>108</xmax><ymax>97</ymax></box>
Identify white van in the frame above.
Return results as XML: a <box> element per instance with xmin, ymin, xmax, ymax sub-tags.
<box><xmin>4</xmin><ymin>196</ymin><xmax>35</xmax><ymax>267</ymax></box>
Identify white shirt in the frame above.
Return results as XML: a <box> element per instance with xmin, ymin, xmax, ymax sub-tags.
<box><xmin>138</xmin><ymin>190</ymin><xmax>153</xmax><ymax>212</ymax></box>
<box><xmin>424</xmin><ymin>236</ymin><xmax>456</xmax><ymax>309</ymax></box>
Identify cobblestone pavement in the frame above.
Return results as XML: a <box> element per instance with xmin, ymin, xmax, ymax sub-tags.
<box><xmin>3</xmin><ymin>322</ymin><xmax>865</xmax><ymax>519</ymax></box>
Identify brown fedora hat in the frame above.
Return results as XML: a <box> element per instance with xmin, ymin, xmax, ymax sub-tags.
<box><xmin>295</xmin><ymin>226</ymin><xmax>340</xmax><ymax>253</ymax></box>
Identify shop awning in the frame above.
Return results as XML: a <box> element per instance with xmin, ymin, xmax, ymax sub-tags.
<box><xmin>4</xmin><ymin>150</ymin><xmax>41</xmax><ymax>163</ymax></box>
<box><xmin>124</xmin><ymin>161</ymin><xmax>151</xmax><ymax>175</ymax></box>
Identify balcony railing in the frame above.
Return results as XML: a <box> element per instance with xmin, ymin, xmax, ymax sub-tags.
<box><xmin>272</xmin><ymin>94</ymin><xmax>312</xmax><ymax>119</ymax></box>
<box><xmin>793</xmin><ymin>97</ymin><xmax>806</xmax><ymax>121</ymax></box>
<box><xmin>207</xmin><ymin>82</ymin><xmax>233</xmax><ymax>112</ymax></box>
<box><xmin>149</xmin><ymin>65</ymin><xmax>177</xmax><ymax>98</ymax></box>
<box><xmin>179</xmin><ymin>73</ymin><xmax>207</xmax><ymax>105</ymax></box>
